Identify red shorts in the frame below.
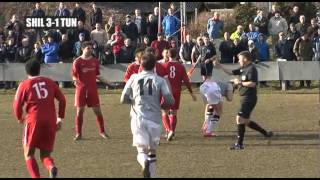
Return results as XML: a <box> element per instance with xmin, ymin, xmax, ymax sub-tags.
<box><xmin>75</xmin><ymin>88</ymin><xmax>100</xmax><ymax>107</ymax></box>
<box><xmin>161</xmin><ymin>91</ymin><xmax>181</xmax><ymax>110</ymax></box>
<box><xmin>22</xmin><ymin>121</ymin><xmax>56</xmax><ymax>152</ymax></box>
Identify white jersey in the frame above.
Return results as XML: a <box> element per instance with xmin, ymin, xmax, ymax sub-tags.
<box><xmin>199</xmin><ymin>80</ymin><xmax>222</xmax><ymax>105</ymax></box>
<box><xmin>121</xmin><ymin>71</ymin><xmax>174</xmax><ymax>125</ymax></box>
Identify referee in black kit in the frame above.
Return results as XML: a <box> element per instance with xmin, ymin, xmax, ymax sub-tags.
<box><xmin>214</xmin><ymin>51</ymin><xmax>273</xmax><ymax>150</ymax></box>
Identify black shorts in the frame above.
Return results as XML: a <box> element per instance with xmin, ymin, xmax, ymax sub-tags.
<box><xmin>200</xmin><ymin>62</ymin><xmax>213</xmax><ymax>76</ymax></box>
<box><xmin>238</xmin><ymin>96</ymin><xmax>257</xmax><ymax>119</ymax></box>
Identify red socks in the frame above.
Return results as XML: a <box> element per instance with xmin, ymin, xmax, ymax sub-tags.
<box><xmin>96</xmin><ymin>115</ymin><xmax>105</xmax><ymax>133</ymax></box>
<box><xmin>162</xmin><ymin>115</ymin><xmax>171</xmax><ymax>133</ymax></box>
<box><xmin>75</xmin><ymin>115</ymin><xmax>83</xmax><ymax>135</ymax></box>
<box><xmin>41</xmin><ymin>157</ymin><xmax>55</xmax><ymax>171</ymax></box>
<box><xmin>170</xmin><ymin>115</ymin><xmax>177</xmax><ymax>132</ymax></box>
<box><xmin>26</xmin><ymin>158</ymin><xmax>40</xmax><ymax>178</ymax></box>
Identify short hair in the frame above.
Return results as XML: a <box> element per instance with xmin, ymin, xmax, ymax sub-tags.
<box><xmin>168</xmin><ymin>48</ymin><xmax>177</xmax><ymax>59</ymax></box>
<box><xmin>144</xmin><ymin>47</ymin><xmax>155</xmax><ymax>54</ymax></box>
<box><xmin>81</xmin><ymin>41</ymin><xmax>93</xmax><ymax>49</ymax></box>
<box><xmin>141</xmin><ymin>53</ymin><xmax>156</xmax><ymax>71</ymax></box>
<box><xmin>25</xmin><ymin>60</ymin><xmax>41</xmax><ymax>76</ymax></box>
<box><xmin>237</xmin><ymin>51</ymin><xmax>252</xmax><ymax>61</ymax></box>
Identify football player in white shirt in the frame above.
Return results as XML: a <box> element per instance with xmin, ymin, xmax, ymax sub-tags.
<box><xmin>121</xmin><ymin>53</ymin><xmax>174</xmax><ymax>178</ymax></box>
<box><xmin>200</xmin><ymin>75</ymin><xmax>234</xmax><ymax>137</ymax></box>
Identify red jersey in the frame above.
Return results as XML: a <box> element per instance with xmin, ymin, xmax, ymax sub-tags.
<box><xmin>138</xmin><ymin>62</ymin><xmax>167</xmax><ymax>77</ymax></box>
<box><xmin>151</xmin><ymin>40</ymin><xmax>170</xmax><ymax>60</ymax></box>
<box><xmin>124</xmin><ymin>62</ymin><xmax>140</xmax><ymax>82</ymax></box>
<box><xmin>72</xmin><ymin>57</ymin><xmax>100</xmax><ymax>90</ymax></box>
<box><xmin>163</xmin><ymin>61</ymin><xmax>192</xmax><ymax>94</ymax></box>
<box><xmin>13</xmin><ymin>76</ymin><xmax>66</xmax><ymax>125</ymax></box>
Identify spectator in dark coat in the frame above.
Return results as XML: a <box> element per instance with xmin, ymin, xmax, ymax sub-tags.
<box><xmin>72</xmin><ymin>2</ymin><xmax>86</xmax><ymax>24</ymax></box>
<box><xmin>179</xmin><ymin>34</ymin><xmax>195</xmax><ymax>64</ymax></box>
<box><xmin>289</xmin><ymin>6</ymin><xmax>301</xmax><ymax>25</ymax></box>
<box><xmin>146</xmin><ymin>14</ymin><xmax>158</xmax><ymax>43</ymax></box>
<box><xmin>55</xmin><ymin>2</ymin><xmax>71</xmax><ymax>17</ymax></box>
<box><xmin>119</xmin><ymin>38</ymin><xmax>136</xmax><ymax>63</ymax></box>
<box><xmin>254</xmin><ymin>9</ymin><xmax>269</xmax><ymax>36</ymax></box>
<box><xmin>5</xmin><ymin>37</ymin><xmax>17</xmax><ymax>89</ymax></box>
<box><xmin>73</xmin><ymin>33</ymin><xmax>86</xmax><ymax>58</ymax></box>
<box><xmin>307</xmin><ymin>18</ymin><xmax>319</xmax><ymax>39</ymax></box>
<box><xmin>219</xmin><ymin>32</ymin><xmax>234</xmax><ymax>63</ymax></box>
<box><xmin>122</xmin><ymin>14</ymin><xmax>139</xmax><ymax>48</ymax></box>
<box><xmin>32</xmin><ymin>2</ymin><xmax>45</xmax><ymax>17</ymax></box>
<box><xmin>31</xmin><ymin>42</ymin><xmax>43</xmax><ymax>63</ymax></box>
<box><xmin>232</xmin><ymin>38</ymin><xmax>247</xmax><ymax>63</ymax></box>
<box><xmin>59</xmin><ymin>34</ymin><xmax>74</xmax><ymax>63</ymax></box>
<box><xmin>294</xmin><ymin>32</ymin><xmax>314</xmax><ymax>88</ymax></box>
<box><xmin>89</xmin><ymin>3</ymin><xmax>103</xmax><ymax>29</ymax></box>
<box><xmin>0</xmin><ymin>36</ymin><xmax>7</xmax><ymax>63</ymax></box>
<box><xmin>137</xmin><ymin>36</ymin><xmax>151</xmax><ymax>50</ymax></box>
<box><xmin>105</xmin><ymin>15</ymin><xmax>115</xmax><ymax>40</ymax></box>
<box><xmin>15</xmin><ymin>38</ymin><xmax>32</xmax><ymax>63</ymax></box>
<box><xmin>296</xmin><ymin>15</ymin><xmax>308</xmax><ymax>36</ymax></box>
<box><xmin>68</xmin><ymin>20</ymin><xmax>91</xmax><ymax>44</ymax></box>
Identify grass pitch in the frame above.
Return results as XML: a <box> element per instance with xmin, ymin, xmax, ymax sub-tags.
<box><xmin>0</xmin><ymin>85</ymin><xmax>319</xmax><ymax>178</ymax></box>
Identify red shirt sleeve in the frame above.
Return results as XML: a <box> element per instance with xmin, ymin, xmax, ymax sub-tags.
<box><xmin>72</xmin><ymin>60</ymin><xmax>78</xmax><ymax>78</ymax></box>
<box><xmin>12</xmin><ymin>82</ymin><xmax>26</xmax><ymax>121</ymax></box>
<box><xmin>124</xmin><ymin>64</ymin><xmax>134</xmax><ymax>82</ymax></box>
<box><xmin>53</xmin><ymin>82</ymin><xmax>66</xmax><ymax>119</ymax></box>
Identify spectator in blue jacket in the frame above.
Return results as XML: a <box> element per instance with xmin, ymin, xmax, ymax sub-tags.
<box><xmin>255</xmin><ymin>33</ymin><xmax>270</xmax><ymax>87</ymax></box>
<box><xmin>207</xmin><ymin>12</ymin><xmax>224</xmax><ymax>41</ymax></box>
<box><xmin>162</xmin><ymin>8</ymin><xmax>179</xmax><ymax>39</ymax></box>
<box><xmin>245</xmin><ymin>23</ymin><xmax>259</xmax><ymax>43</ymax></box>
<box><xmin>41</xmin><ymin>34</ymin><xmax>59</xmax><ymax>63</ymax></box>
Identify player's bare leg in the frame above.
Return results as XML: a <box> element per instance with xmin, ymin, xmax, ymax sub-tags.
<box><xmin>92</xmin><ymin>106</ymin><xmax>109</xmax><ymax>139</ymax></box>
<box><xmin>23</xmin><ymin>146</ymin><xmax>40</xmax><ymax>178</ymax></box>
<box><xmin>40</xmin><ymin>150</ymin><xmax>57</xmax><ymax>178</ymax></box>
<box><xmin>74</xmin><ymin>107</ymin><xmax>85</xmax><ymax>141</ymax></box>
<box><xmin>161</xmin><ymin>110</ymin><xmax>171</xmax><ymax>138</ymax></box>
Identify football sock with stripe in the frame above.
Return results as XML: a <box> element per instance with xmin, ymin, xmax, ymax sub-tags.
<box><xmin>75</xmin><ymin>114</ymin><xmax>83</xmax><ymax>135</ymax></box>
<box><xmin>41</xmin><ymin>157</ymin><xmax>55</xmax><ymax>171</ymax></box>
<box><xmin>148</xmin><ymin>154</ymin><xmax>157</xmax><ymax>178</ymax></box>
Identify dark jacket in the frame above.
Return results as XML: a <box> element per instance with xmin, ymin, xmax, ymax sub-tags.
<box><xmin>275</xmin><ymin>40</ymin><xmax>295</xmax><ymax>61</ymax></box>
<box><xmin>219</xmin><ymin>40</ymin><xmax>234</xmax><ymax>63</ymax></box>
<box><xmin>122</xmin><ymin>22</ymin><xmax>139</xmax><ymax>42</ymax></box>
<box><xmin>118</xmin><ymin>45</ymin><xmax>136</xmax><ymax>63</ymax></box>
<box><xmin>59</xmin><ymin>40</ymin><xmax>74</xmax><ymax>62</ymax></box>
<box><xmin>5</xmin><ymin>45</ymin><xmax>17</xmax><ymax>62</ymax></box>
<box><xmin>133</xmin><ymin>15</ymin><xmax>147</xmax><ymax>36</ymax></box>
<box><xmin>294</xmin><ymin>37</ymin><xmax>314</xmax><ymax>61</ymax></box>
<box><xmin>55</xmin><ymin>8</ymin><xmax>71</xmax><ymax>17</ymax></box>
<box><xmin>15</xmin><ymin>46</ymin><xmax>32</xmax><ymax>63</ymax></box>
<box><xmin>72</xmin><ymin>7</ymin><xmax>86</xmax><ymax>23</ymax></box>
<box><xmin>31</xmin><ymin>49</ymin><xmax>43</xmax><ymax>63</ymax></box>
<box><xmin>90</xmin><ymin>8</ymin><xmax>103</xmax><ymax>27</ymax></box>
<box><xmin>146</xmin><ymin>20</ymin><xmax>158</xmax><ymax>42</ymax></box>
<box><xmin>32</xmin><ymin>8</ymin><xmax>45</xmax><ymax>17</ymax></box>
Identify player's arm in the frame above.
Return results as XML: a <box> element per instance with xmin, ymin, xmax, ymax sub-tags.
<box><xmin>160</xmin><ymin>78</ymin><xmax>175</xmax><ymax>108</ymax></box>
<box><xmin>53</xmin><ymin>82</ymin><xmax>66</xmax><ymax>131</ymax></box>
<box><xmin>182</xmin><ymin>67</ymin><xmax>196</xmax><ymax>101</ymax></box>
<box><xmin>12</xmin><ymin>83</ymin><xmax>25</xmax><ymax>123</ymax></box>
<box><xmin>120</xmin><ymin>75</ymin><xmax>134</xmax><ymax>104</ymax></box>
<box><xmin>214</xmin><ymin>60</ymin><xmax>234</xmax><ymax>76</ymax></box>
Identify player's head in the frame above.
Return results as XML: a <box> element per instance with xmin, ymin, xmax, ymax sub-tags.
<box><xmin>141</xmin><ymin>53</ymin><xmax>156</xmax><ymax>71</ymax></box>
<box><xmin>237</xmin><ymin>51</ymin><xmax>252</xmax><ymax>67</ymax></box>
<box><xmin>81</xmin><ymin>41</ymin><xmax>93</xmax><ymax>56</ymax></box>
<box><xmin>25</xmin><ymin>60</ymin><xmax>41</xmax><ymax>77</ymax></box>
<box><xmin>134</xmin><ymin>48</ymin><xmax>144</xmax><ymax>64</ymax></box>
<box><xmin>144</xmin><ymin>47</ymin><xmax>155</xmax><ymax>55</ymax></box>
<box><xmin>168</xmin><ymin>48</ymin><xmax>177</xmax><ymax>60</ymax></box>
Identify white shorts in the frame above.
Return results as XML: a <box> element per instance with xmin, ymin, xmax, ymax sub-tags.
<box><xmin>131</xmin><ymin>116</ymin><xmax>162</xmax><ymax>150</ymax></box>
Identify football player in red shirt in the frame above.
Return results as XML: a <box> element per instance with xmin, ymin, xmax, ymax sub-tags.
<box><xmin>124</xmin><ymin>48</ymin><xmax>144</xmax><ymax>82</ymax></box>
<box><xmin>72</xmin><ymin>41</ymin><xmax>115</xmax><ymax>141</ymax></box>
<box><xmin>13</xmin><ymin>60</ymin><xmax>66</xmax><ymax>178</ymax></box>
<box><xmin>162</xmin><ymin>48</ymin><xmax>197</xmax><ymax>141</ymax></box>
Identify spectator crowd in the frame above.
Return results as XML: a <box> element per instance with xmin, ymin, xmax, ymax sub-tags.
<box><xmin>0</xmin><ymin>2</ymin><xmax>319</xmax><ymax>89</ymax></box>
